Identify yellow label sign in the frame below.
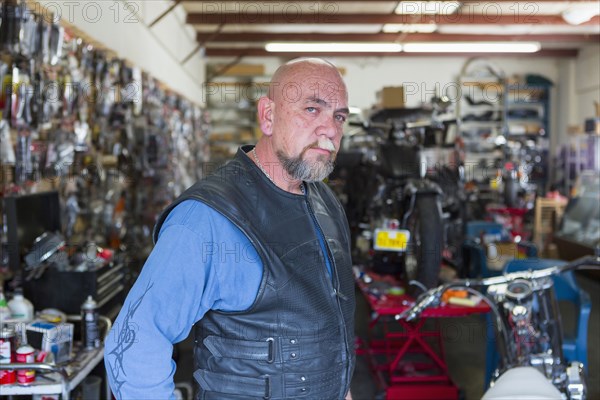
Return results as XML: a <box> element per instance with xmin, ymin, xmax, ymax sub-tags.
<box><xmin>374</xmin><ymin>229</ymin><xmax>410</xmax><ymax>252</ymax></box>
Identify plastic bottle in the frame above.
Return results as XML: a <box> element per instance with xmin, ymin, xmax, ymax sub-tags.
<box><xmin>0</xmin><ymin>289</ymin><xmax>11</xmax><ymax>323</ymax></box>
<box><xmin>81</xmin><ymin>296</ymin><xmax>100</xmax><ymax>349</ymax></box>
<box><xmin>7</xmin><ymin>288</ymin><xmax>34</xmax><ymax>322</ymax></box>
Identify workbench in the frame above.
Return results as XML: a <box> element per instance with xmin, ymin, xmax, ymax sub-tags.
<box><xmin>0</xmin><ymin>316</ymin><xmax>111</xmax><ymax>399</ymax></box>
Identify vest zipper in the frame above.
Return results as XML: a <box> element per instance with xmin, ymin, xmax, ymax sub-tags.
<box><xmin>303</xmin><ymin>187</ymin><xmax>352</xmax><ymax>398</ymax></box>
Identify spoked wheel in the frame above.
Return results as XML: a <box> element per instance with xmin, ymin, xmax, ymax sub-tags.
<box><xmin>405</xmin><ymin>194</ymin><xmax>444</xmax><ymax>289</ymax></box>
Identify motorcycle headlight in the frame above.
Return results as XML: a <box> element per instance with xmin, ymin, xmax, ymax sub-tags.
<box><xmin>505</xmin><ymin>279</ymin><xmax>533</xmax><ymax>302</ymax></box>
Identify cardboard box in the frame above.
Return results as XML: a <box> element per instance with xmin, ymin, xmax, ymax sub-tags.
<box><xmin>26</xmin><ymin>321</ymin><xmax>74</xmax><ymax>363</ymax></box>
<box><xmin>486</xmin><ymin>242</ymin><xmax>525</xmax><ymax>271</ymax></box>
<box><xmin>376</xmin><ymin>86</ymin><xmax>405</xmax><ymax>108</ymax></box>
<box><xmin>212</xmin><ymin>64</ymin><xmax>265</xmax><ymax>77</ymax></box>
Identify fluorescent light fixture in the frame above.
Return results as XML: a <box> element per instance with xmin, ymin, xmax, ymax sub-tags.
<box><xmin>395</xmin><ymin>1</ymin><xmax>461</xmax><ymax>15</ymax></box>
<box><xmin>383</xmin><ymin>24</ymin><xmax>438</xmax><ymax>33</ymax></box>
<box><xmin>264</xmin><ymin>41</ymin><xmax>540</xmax><ymax>54</ymax></box>
<box><xmin>265</xmin><ymin>42</ymin><xmax>402</xmax><ymax>52</ymax></box>
<box><xmin>403</xmin><ymin>42</ymin><xmax>541</xmax><ymax>53</ymax></box>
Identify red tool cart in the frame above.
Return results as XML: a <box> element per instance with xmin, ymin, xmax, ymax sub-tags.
<box><xmin>355</xmin><ymin>272</ymin><xmax>489</xmax><ymax>400</ymax></box>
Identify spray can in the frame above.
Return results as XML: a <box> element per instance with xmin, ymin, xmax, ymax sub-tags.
<box><xmin>81</xmin><ymin>296</ymin><xmax>100</xmax><ymax>349</ymax></box>
<box><xmin>15</xmin><ymin>344</ymin><xmax>36</xmax><ymax>384</ymax></box>
<box><xmin>0</xmin><ymin>326</ymin><xmax>17</xmax><ymax>384</ymax></box>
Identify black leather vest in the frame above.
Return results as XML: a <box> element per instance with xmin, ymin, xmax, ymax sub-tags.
<box><xmin>154</xmin><ymin>146</ymin><xmax>355</xmax><ymax>399</ymax></box>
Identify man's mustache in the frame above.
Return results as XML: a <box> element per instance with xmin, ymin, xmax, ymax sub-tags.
<box><xmin>307</xmin><ymin>138</ymin><xmax>336</xmax><ymax>153</ymax></box>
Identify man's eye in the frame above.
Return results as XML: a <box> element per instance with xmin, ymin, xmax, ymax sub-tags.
<box><xmin>306</xmin><ymin>107</ymin><xmax>317</xmax><ymax>113</ymax></box>
<box><xmin>336</xmin><ymin>114</ymin><xmax>347</xmax><ymax>123</ymax></box>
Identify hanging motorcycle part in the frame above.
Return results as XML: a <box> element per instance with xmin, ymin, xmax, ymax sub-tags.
<box><xmin>14</xmin><ymin>127</ymin><xmax>32</xmax><ymax>184</ymax></box>
<box><xmin>0</xmin><ymin>119</ymin><xmax>16</xmax><ymax>164</ymax></box>
<box><xmin>0</xmin><ymin>1</ymin><xmax>22</xmax><ymax>55</ymax></box>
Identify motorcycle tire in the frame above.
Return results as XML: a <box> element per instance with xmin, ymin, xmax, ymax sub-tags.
<box><xmin>405</xmin><ymin>194</ymin><xmax>443</xmax><ymax>289</ymax></box>
<box><xmin>504</xmin><ymin>177</ymin><xmax>519</xmax><ymax>208</ymax></box>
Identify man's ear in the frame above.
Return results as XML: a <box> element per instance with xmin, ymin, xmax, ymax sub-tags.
<box><xmin>257</xmin><ymin>96</ymin><xmax>274</xmax><ymax>137</ymax></box>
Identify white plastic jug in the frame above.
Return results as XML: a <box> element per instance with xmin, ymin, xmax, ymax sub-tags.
<box><xmin>8</xmin><ymin>289</ymin><xmax>34</xmax><ymax>322</ymax></box>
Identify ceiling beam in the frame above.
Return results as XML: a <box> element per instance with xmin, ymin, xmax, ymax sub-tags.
<box><xmin>182</xmin><ymin>0</ymin><xmax>594</xmax><ymax>2</ymax></box>
<box><xmin>187</xmin><ymin>13</ymin><xmax>600</xmax><ymax>26</ymax></box>
<box><xmin>204</xmin><ymin>48</ymin><xmax>579</xmax><ymax>57</ymax></box>
<box><xmin>197</xmin><ymin>32</ymin><xmax>600</xmax><ymax>43</ymax></box>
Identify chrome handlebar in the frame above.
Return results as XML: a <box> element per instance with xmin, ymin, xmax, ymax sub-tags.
<box><xmin>397</xmin><ymin>255</ymin><xmax>600</xmax><ymax>322</ymax></box>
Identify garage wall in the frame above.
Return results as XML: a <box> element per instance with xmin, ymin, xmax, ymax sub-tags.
<box><xmin>556</xmin><ymin>59</ymin><xmax>577</xmax><ymax>149</ymax></box>
<box><xmin>222</xmin><ymin>55</ymin><xmax>561</xmax><ymax>152</ymax></box>
<box><xmin>40</xmin><ymin>0</ymin><xmax>597</xmax><ymax>121</ymax></box>
<box><xmin>36</xmin><ymin>0</ymin><xmax>206</xmax><ymax>105</ymax></box>
<box><xmin>555</xmin><ymin>45</ymin><xmax>600</xmax><ymax>149</ymax></box>
<box><xmin>575</xmin><ymin>45</ymin><xmax>600</xmax><ymax>123</ymax></box>
<box><xmin>229</xmin><ymin>56</ymin><xmax>560</xmax><ymax>110</ymax></box>
<box><xmin>209</xmin><ymin>52</ymin><xmax>600</xmax><ymax>147</ymax></box>
<box><xmin>335</xmin><ymin>57</ymin><xmax>561</xmax><ymax>110</ymax></box>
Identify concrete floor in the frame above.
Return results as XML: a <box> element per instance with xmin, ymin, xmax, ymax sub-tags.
<box><xmin>175</xmin><ymin>272</ymin><xmax>600</xmax><ymax>400</ymax></box>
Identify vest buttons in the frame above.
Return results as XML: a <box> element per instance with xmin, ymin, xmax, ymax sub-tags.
<box><xmin>290</xmin><ymin>339</ymin><xmax>297</xmax><ymax>344</ymax></box>
<box><xmin>290</xmin><ymin>352</ymin><xmax>297</xmax><ymax>358</ymax></box>
<box><xmin>300</xmin><ymin>376</ymin><xmax>306</xmax><ymax>382</ymax></box>
<box><xmin>301</xmin><ymin>388</ymin><xmax>307</xmax><ymax>392</ymax></box>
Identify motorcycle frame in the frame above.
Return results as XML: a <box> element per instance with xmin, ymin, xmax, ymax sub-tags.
<box><xmin>398</xmin><ymin>256</ymin><xmax>600</xmax><ymax>398</ymax></box>
<box><xmin>488</xmin><ymin>278</ymin><xmax>568</xmax><ymax>385</ymax></box>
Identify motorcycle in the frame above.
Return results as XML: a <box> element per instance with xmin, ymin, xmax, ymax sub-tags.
<box><xmin>397</xmin><ymin>255</ymin><xmax>600</xmax><ymax>399</ymax></box>
<box><xmin>496</xmin><ymin>140</ymin><xmax>540</xmax><ymax>209</ymax></box>
<box><xmin>333</xmin><ymin>105</ymin><xmax>460</xmax><ymax>289</ymax></box>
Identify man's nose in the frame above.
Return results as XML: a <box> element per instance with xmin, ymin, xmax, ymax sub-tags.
<box><xmin>315</xmin><ymin>114</ymin><xmax>339</xmax><ymax>138</ymax></box>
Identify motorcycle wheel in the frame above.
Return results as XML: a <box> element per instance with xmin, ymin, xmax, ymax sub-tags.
<box><xmin>504</xmin><ymin>177</ymin><xmax>519</xmax><ymax>208</ymax></box>
<box><xmin>405</xmin><ymin>194</ymin><xmax>443</xmax><ymax>289</ymax></box>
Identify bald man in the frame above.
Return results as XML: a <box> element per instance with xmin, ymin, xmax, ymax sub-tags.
<box><xmin>105</xmin><ymin>58</ymin><xmax>355</xmax><ymax>399</ymax></box>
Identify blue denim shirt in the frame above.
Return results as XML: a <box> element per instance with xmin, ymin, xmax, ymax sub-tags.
<box><xmin>104</xmin><ymin>198</ymin><xmax>332</xmax><ymax>399</ymax></box>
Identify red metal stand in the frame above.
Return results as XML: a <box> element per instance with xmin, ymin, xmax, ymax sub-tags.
<box><xmin>356</xmin><ymin>276</ymin><xmax>489</xmax><ymax>399</ymax></box>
